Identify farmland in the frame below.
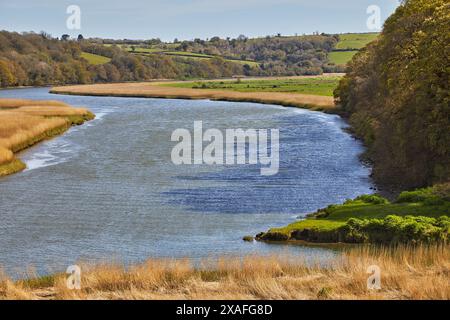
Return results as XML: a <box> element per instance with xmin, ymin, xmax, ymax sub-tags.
<box><xmin>80</xmin><ymin>52</ymin><xmax>111</xmax><ymax>65</ymax></box>
<box><xmin>164</xmin><ymin>75</ymin><xmax>342</xmax><ymax>97</ymax></box>
<box><xmin>329</xmin><ymin>33</ymin><xmax>379</xmax><ymax>65</ymax></box>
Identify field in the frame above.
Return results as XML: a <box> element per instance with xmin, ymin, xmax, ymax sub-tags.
<box><xmin>80</xmin><ymin>52</ymin><xmax>111</xmax><ymax>65</ymax></box>
<box><xmin>50</xmin><ymin>76</ymin><xmax>338</xmax><ymax>111</ymax></box>
<box><xmin>0</xmin><ymin>99</ymin><xmax>94</xmax><ymax>176</ymax></box>
<box><xmin>328</xmin><ymin>51</ymin><xmax>359</xmax><ymax>65</ymax></box>
<box><xmin>2</xmin><ymin>245</ymin><xmax>448</xmax><ymax>300</ymax></box>
<box><xmin>164</xmin><ymin>75</ymin><xmax>342</xmax><ymax>97</ymax></box>
<box><xmin>329</xmin><ymin>33</ymin><xmax>379</xmax><ymax>65</ymax></box>
<box><xmin>335</xmin><ymin>33</ymin><xmax>379</xmax><ymax>50</ymax></box>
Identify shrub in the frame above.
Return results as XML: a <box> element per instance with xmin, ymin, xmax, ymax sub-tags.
<box><xmin>354</xmin><ymin>194</ymin><xmax>389</xmax><ymax>205</ymax></box>
<box><xmin>339</xmin><ymin>215</ymin><xmax>449</xmax><ymax>245</ymax></box>
<box><xmin>396</xmin><ymin>188</ymin><xmax>434</xmax><ymax>203</ymax></box>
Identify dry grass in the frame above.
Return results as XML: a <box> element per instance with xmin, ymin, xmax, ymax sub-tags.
<box><xmin>0</xmin><ymin>99</ymin><xmax>70</xmax><ymax>108</ymax></box>
<box><xmin>51</xmin><ymin>78</ymin><xmax>336</xmax><ymax>111</ymax></box>
<box><xmin>0</xmin><ymin>98</ymin><xmax>94</xmax><ymax>174</ymax></box>
<box><xmin>2</xmin><ymin>245</ymin><xmax>448</xmax><ymax>300</ymax></box>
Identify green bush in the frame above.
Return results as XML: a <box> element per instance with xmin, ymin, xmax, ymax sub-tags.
<box><xmin>263</xmin><ymin>215</ymin><xmax>448</xmax><ymax>244</ymax></box>
<box><xmin>396</xmin><ymin>188</ymin><xmax>434</xmax><ymax>203</ymax></box>
<box><xmin>338</xmin><ymin>215</ymin><xmax>449</xmax><ymax>244</ymax></box>
<box><xmin>354</xmin><ymin>194</ymin><xmax>390</xmax><ymax>205</ymax></box>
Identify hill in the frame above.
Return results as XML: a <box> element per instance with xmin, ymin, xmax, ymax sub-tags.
<box><xmin>329</xmin><ymin>33</ymin><xmax>379</xmax><ymax>66</ymax></box>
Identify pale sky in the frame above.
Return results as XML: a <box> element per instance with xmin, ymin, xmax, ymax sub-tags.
<box><xmin>0</xmin><ymin>0</ymin><xmax>400</xmax><ymax>41</ymax></box>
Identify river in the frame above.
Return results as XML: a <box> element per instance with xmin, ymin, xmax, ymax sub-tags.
<box><xmin>0</xmin><ymin>87</ymin><xmax>373</xmax><ymax>276</ymax></box>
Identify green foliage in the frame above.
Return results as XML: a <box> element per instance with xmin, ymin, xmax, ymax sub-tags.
<box><xmin>120</xmin><ymin>34</ymin><xmax>342</xmax><ymax>76</ymax></box>
<box><xmin>397</xmin><ymin>188</ymin><xmax>434</xmax><ymax>203</ymax></box>
<box><xmin>264</xmin><ymin>187</ymin><xmax>450</xmax><ymax>244</ymax></box>
<box><xmin>349</xmin><ymin>194</ymin><xmax>390</xmax><ymax>205</ymax></box>
<box><xmin>397</xmin><ymin>184</ymin><xmax>450</xmax><ymax>206</ymax></box>
<box><xmin>334</xmin><ymin>0</ymin><xmax>450</xmax><ymax>188</ymax></box>
<box><xmin>339</xmin><ymin>215</ymin><xmax>449</xmax><ymax>244</ymax></box>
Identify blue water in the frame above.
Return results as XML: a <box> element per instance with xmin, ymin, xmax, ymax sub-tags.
<box><xmin>0</xmin><ymin>87</ymin><xmax>373</xmax><ymax>276</ymax></box>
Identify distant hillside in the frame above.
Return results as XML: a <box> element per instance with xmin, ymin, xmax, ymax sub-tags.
<box><xmin>329</xmin><ymin>33</ymin><xmax>379</xmax><ymax>66</ymax></box>
<box><xmin>0</xmin><ymin>31</ymin><xmax>375</xmax><ymax>88</ymax></box>
<box><xmin>100</xmin><ymin>34</ymin><xmax>346</xmax><ymax>76</ymax></box>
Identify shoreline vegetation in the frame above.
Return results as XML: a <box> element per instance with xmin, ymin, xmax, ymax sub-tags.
<box><xmin>50</xmin><ymin>74</ymin><xmax>339</xmax><ymax>112</ymax></box>
<box><xmin>0</xmin><ymin>98</ymin><xmax>95</xmax><ymax>177</ymax></box>
<box><xmin>1</xmin><ymin>245</ymin><xmax>448</xmax><ymax>300</ymax></box>
<box><xmin>255</xmin><ymin>185</ymin><xmax>450</xmax><ymax>245</ymax></box>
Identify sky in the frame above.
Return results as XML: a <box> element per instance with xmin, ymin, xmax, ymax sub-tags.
<box><xmin>0</xmin><ymin>0</ymin><xmax>400</xmax><ymax>41</ymax></box>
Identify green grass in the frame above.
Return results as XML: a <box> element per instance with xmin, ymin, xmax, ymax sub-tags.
<box><xmin>270</xmin><ymin>197</ymin><xmax>450</xmax><ymax>236</ymax></box>
<box><xmin>80</xmin><ymin>52</ymin><xmax>111</xmax><ymax>65</ymax></box>
<box><xmin>335</xmin><ymin>33</ymin><xmax>379</xmax><ymax>50</ymax></box>
<box><xmin>328</xmin><ymin>51</ymin><xmax>359</xmax><ymax>65</ymax></box>
<box><xmin>164</xmin><ymin>76</ymin><xmax>342</xmax><ymax>96</ymax></box>
<box><xmin>271</xmin><ymin>219</ymin><xmax>345</xmax><ymax>234</ymax></box>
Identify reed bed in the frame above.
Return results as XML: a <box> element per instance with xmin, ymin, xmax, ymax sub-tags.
<box><xmin>51</xmin><ymin>82</ymin><xmax>336</xmax><ymax>111</ymax></box>
<box><xmin>0</xmin><ymin>98</ymin><xmax>94</xmax><ymax>174</ymax></box>
<box><xmin>1</xmin><ymin>245</ymin><xmax>448</xmax><ymax>300</ymax></box>
<box><xmin>0</xmin><ymin>99</ymin><xmax>70</xmax><ymax>108</ymax></box>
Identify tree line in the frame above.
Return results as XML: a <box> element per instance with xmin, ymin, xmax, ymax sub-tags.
<box><xmin>335</xmin><ymin>0</ymin><xmax>449</xmax><ymax>189</ymax></box>
<box><xmin>0</xmin><ymin>31</ymin><xmax>346</xmax><ymax>88</ymax></box>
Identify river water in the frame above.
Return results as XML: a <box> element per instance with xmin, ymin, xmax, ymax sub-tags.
<box><xmin>0</xmin><ymin>87</ymin><xmax>373</xmax><ymax>276</ymax></box>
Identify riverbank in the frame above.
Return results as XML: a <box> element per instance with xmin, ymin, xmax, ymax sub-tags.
<box><xmin>50</xmin><ymin>76</ymin><xmax>337</xmax><ymax>112</ymax></box>
<box><xmin>2</xmin><ymin>245</ymin><xmax>448</xmax><ymax>300</ymax></box>
<box><xmin>0</xmin><ymin>98</ymin><xmax>95</xmax><ymax>177</ymax></box>
<box><xmin>256</xmin><ymin>186</ymin><xmax>450</xmax><ymax>245</ymax></box>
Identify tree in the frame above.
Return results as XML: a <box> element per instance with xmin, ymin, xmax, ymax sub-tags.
<box><xmin>0</xmin><ymin>60</ymin><xmax>15</xmax><ymax>87</ymax></box>
<box><xmin>77</xmin><ymin>34</ymin><xmax>84</xmax><ymax>41</ymax></box>
<box><xmin>61</xmin><ymin>34</ymin><xmax>70</xmax><ymax>41</ymax></box>
<box><xmin>237</xmin><ymin>34</ymin><xmax>248</xmax><ymax>42</ymax></box>
<box><xmin>335</xmin><ymin>0</ymin><xmax>450</xmax><ymax>188</ymax></box>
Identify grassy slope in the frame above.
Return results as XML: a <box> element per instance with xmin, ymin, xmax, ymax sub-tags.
<box><xmin>329</xmin><ymin>33</ymin><xmax>379</xmax><ymax>65</ymax></box>
<box><xmin>80</xmin><ymin>52</ymin><xmax>111</xmax><ymax>65</ymax></box>
<box><xmin>163</xmin><ymin>76</ymin><xmax>342</xmax><ymax>97</ymax></box>
<box><xmin>335</xmin><ymin>33</ymin><xmax>379</xmax><ymax>50</ymax></box>
<box><xmin>328</xmin><ymin>51</ymin><xmax>359</xmax><ymax>65</ymax></box>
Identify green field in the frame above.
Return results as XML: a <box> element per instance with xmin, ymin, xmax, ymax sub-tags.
<box><xmin>335</xmin><ymin>33</ymin><xmax>379</xmax><ymax>50</ymax></box>
<box><xmin>80</xmin><ymin>52</ymin><xmax>111</xmax><ymax>65</ymax></box>
<box><xmin>328</xmin><ymin>51</ymin><xmax>359</xmax><ymax>65</ymax></box>
<box><xmin>122</xmin><ymin>45</ymin><xmax>260</xmax><ymax>67</ymax></box>
<box><xmin>164</xmin><ymin>76</ymin><xmax>342</xmax><ymax>96</ymax></box>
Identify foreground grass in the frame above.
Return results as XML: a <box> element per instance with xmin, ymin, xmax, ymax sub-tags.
<box><xmin>164</xmin><ymin>76</ymin><xmax>342</xmax><ymax>97</ymax></box>
<box><xmin>2</xmin><ymin>245</ymin><xmax>448</xmax><ymax>300</ymax></box>
<box><xmin>0</xmin><ymin>98</ymin><xmax>94</xmax><ymax>176</ymax></box>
